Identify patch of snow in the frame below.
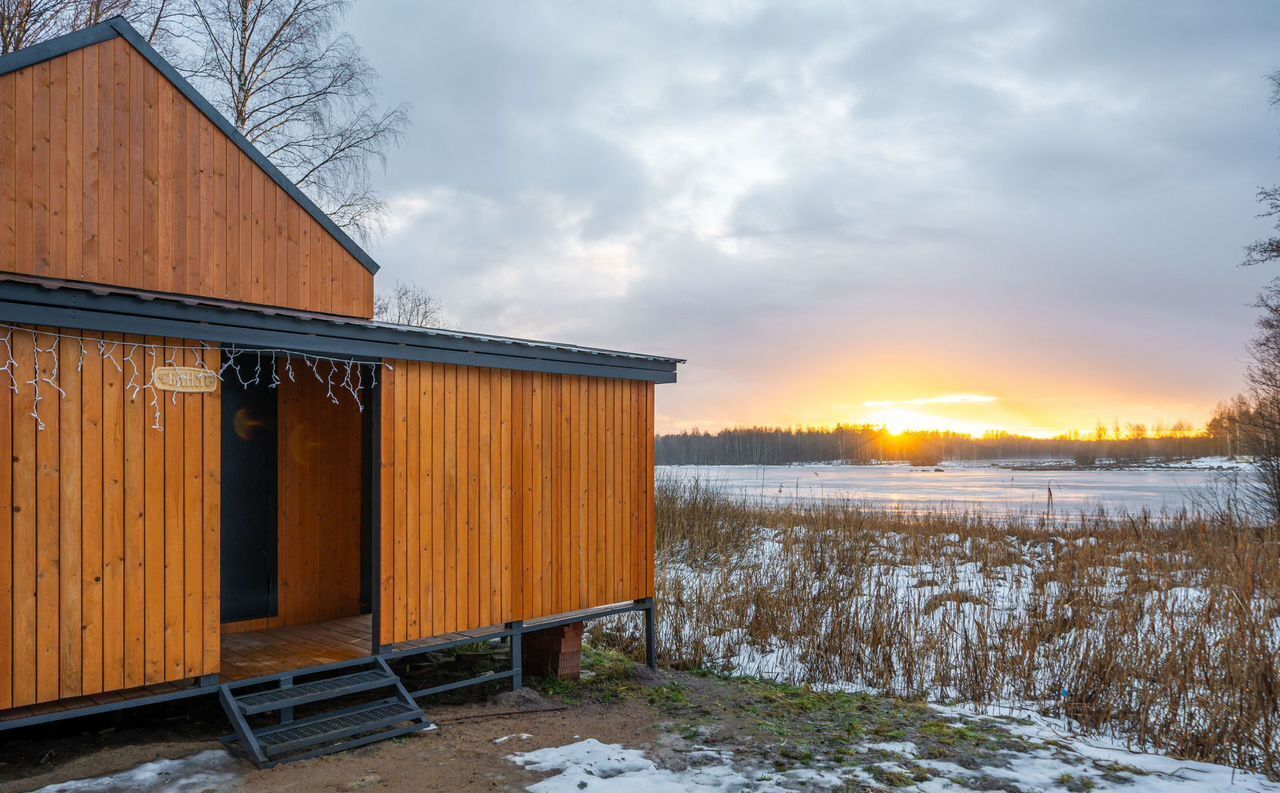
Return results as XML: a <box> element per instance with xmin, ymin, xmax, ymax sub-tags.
<box><xmin>510</xmin><ymin>738</ymin><xmax>824</xmax><ymax>792</ymax></box>
<box><xmin>31</xmin><ymin>750</ymin><xmax>237</xmax><ymax>793</ymax></box>
<box><xmin>495</xmin><ymin>733</ymin><xmax>535</xmax><ymax>744</ymax></box>
<box><xmin>933</xmin><ymin>703</ymin><xmax>1280</xmax><ymax>792</ymax></box>
<box><xmin>863</xmin><ymin>740</ymin><xmax>918</xmax><ymax>757</ymax></box>
<box><xmin>514</xmin><ymin>723</ymin><xmax>1280</xmax><ymax>793</ymax></box>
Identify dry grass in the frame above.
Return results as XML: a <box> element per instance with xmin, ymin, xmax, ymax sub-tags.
<box><xmin>595</xmin><ymin>474</ymin><xmax>1280</xmax><ymax>778</ymax></box>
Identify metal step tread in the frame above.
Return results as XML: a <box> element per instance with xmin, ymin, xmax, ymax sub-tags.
<box><xmin>234</xmin><ymin>668</ymin><xmax>395</xmax><ymax>714</ymax></box>
<box><xmin>270</xmin><ymin>722</ymin><xmax>431</xmax><ymax>766</ymax></box>
<box><xmin>255</xmin><ymin>698</ymin><xmax>426</xmax><ymax>757</ymax></box>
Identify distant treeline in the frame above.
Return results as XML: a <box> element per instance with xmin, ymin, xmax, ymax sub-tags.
<box><xmin>655</xmin><ymin>424</ymin><xmax>1229</xmax><ymax>466</ymax></box>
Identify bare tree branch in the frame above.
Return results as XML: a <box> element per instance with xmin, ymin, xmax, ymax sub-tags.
<box><xmin>1244</xmin><ymin>185</ymin><xmax>1280</xmax><ymax>267</ymax></box>
<box><xmin>1243</xmin><ymin>73</ymin><xmax>1280</xmax><ymax>267</ymax></box>
<box><xmin>0</xmin><ymin>0</ymin><xmax>182</xmax><ymax>53</ymax></box>
<box><xmin>0</xmin><ymin>0</ymin><xmax>70</xmax><ymax>53</ymax></box>
<box><xmin>175</xmin><ymin>0</ymin><xmax>409</xmax><ymax>240</ymax></box>
<box><xmin>374</xmin><ymin>282</ymin><xmax>448</xmax><ymax>328</ymax></box>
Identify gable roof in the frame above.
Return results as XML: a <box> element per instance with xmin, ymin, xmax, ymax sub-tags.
<box><xmin>0</xmin><ymin>16</ymin><xmax>380</xmax><ymax>275</ymax></box>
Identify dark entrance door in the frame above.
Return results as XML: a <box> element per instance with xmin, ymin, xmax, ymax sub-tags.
<box><xmin>221</xmin><ymin>373</ymin><xmax>279</xmax><ymax>623</ymax></box>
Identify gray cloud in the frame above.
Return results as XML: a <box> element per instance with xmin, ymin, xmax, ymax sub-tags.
<box><xmin>348</xmin><ymin>0</ymin><xmax>1280</xmax><ymax>431</ymax></box>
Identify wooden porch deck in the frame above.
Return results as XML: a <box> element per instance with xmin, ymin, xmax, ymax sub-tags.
<box><xmin>220</xmin><ymin>614</ymin><xmax>375</xmax><ymax>681</ymax></box>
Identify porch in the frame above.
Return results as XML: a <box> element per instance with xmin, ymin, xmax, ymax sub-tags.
<box><xmin>220</xmin><ymin>599</ymin><xmax>657</xmax><ymax>687</ymax></box>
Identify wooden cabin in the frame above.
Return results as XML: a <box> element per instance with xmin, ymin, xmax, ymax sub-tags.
<box><xmin>0</xmin><ymin>18</ymin><xmax>679</xmax><ymax>765</ymax></box>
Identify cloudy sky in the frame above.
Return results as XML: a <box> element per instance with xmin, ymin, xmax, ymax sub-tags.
<box><xmin>347</xmin><ymin>1</ymin><xmax>1280</xmax><ymax>436</ymax></box>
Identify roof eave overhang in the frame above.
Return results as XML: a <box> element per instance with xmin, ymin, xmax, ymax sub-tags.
<box><xmin>0</xmin><ymin>281</ymin><xmax>680</xmax><ymax>384</ymax></box>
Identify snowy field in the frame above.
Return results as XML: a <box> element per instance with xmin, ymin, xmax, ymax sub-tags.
<box><xmin>660</xmin><ymin>460</ymin><xmax>1238</xmax><ymax>514</ymax></box>
<box><xmin>594</xmin><ymin>473</ymin><xmax>1280</xmax><ymax>786</ymax></box>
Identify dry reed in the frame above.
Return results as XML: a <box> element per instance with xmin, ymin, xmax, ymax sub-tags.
<box><xmin>594</xmin><ymin>474</ymin><xmax>1280</xmax><ymax>778</ymax></box>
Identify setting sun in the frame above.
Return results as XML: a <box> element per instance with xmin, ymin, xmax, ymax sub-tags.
<box><xmin>860</xmin><ymin>406</ymin><xmax>1002</xmax><ymax>437</ymax></box>
<box><xmin>855</xmin><ymin>394</ymin><xmax>1010</xmax><ymax>437</ymax></box>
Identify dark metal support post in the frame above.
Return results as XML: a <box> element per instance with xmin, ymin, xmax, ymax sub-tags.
<box><xmin>369</xmin><ymin>366</ymin><xmax>382</xmax><ymax>657</ymax></box>
<box><xmin>643</xmin><ymin>598</ymin><xmax>657</xmax><ymax>671</ymax></box>
<box><xmin>279</xmin><ymin>674</ymin><xmax>295</xmax><ymax>724</ymax></box>
<box><xmin>509</xmin><ymin>621</ymin><xmax>523</xmax><ymax>690</ymax></box>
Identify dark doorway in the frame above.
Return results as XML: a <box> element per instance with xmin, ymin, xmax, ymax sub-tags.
<box><xmin>220</xmin><ymin>373</ymin><xmax>279</xmax><ymax>623</ymax></box>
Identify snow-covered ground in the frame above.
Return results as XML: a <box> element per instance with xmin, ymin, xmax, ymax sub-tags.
<box><xmin>29</xmin><ymin>750</ymin><xmax>237</xmax><ymax>793</ymax></box>
<box><xmin>510</xmin><ymin>712</ymin><xmax>1280</xmax><ymax>792</ymax></box>
<box><xmin>660</xmin><ymin>460</ymin><xmax>1238</xmax><ymax>515</ymax></box>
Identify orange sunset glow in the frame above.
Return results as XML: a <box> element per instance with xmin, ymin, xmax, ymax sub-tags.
<box><xmin>655</xmin><ymin>377</ymin><xmax>1224</xmax><ymax>439</ymax></box>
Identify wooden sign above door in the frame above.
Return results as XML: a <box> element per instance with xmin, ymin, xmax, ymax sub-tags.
<box><xmin>153</xmin><ymin>366</ymin><xmax>219</xmax><ymax>394</ymax></box>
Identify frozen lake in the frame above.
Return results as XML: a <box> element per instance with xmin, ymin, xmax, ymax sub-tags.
<box><xmin>659</xmin><ymin>461</ymin><xmax>1239</xmax><ymax>515</ymax></box>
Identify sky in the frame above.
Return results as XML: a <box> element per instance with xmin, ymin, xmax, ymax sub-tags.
<box><xmin>346</xmin><ymin>1</ymin><xmax>1280</xmax><ymax>437</ymax></box>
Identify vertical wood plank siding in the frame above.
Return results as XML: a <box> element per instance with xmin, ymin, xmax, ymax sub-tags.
<box><xmin>0</xmin><ymin>327</ymin><xmax>220</xmax><ymax>708</ymax></box>
<box><xmin>221</xmin><ymin>373</ymin><xmax>363</xmax><ymax>635</ymax></box>
<box><xmin>379</xmin><ymin>363</ymin><xmax>655</xmax><ymax>645</ymax></box>
<box><xmin>0</xmin><ymin>37</ymin><xmax>374</xmax><ymax>318</ymax></box>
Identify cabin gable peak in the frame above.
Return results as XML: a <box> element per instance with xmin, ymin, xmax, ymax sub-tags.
<box><xmin>0</xmin><ymin>17</ymin><xmax>379</xmax><ymax>318</ymax></box>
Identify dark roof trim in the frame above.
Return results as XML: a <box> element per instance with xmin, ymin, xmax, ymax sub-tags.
<box><xmin>0</xmin><ymin>17</ymin><xmax>381</xmax><ymax>276</ymax></box>
<box><xmin>0</xmin><ymin>21</ymin><xmax>118</xmax><ymax>75</ymax></box>
<box><xmin>0</xmin><ymin>280</ymin><xmax>681</xmax><ymax>383</ymax></box>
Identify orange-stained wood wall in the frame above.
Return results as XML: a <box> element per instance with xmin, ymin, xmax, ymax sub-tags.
<box><xmin>378</xmin><ymin>363</ymin><xmax>655</xmax><ymax>645</ymax></box>
<box><xmin>0</xmin><ymin>341</ymin><xmax>657</xmax><ymax>708</ymax></box>
<box><xmin>0</xmin><ymin>327</ymin><xmax>220</xmax><ymax>710</ymax></box>
<box><xmin>221</xmin><ymin>372</ymin><xmax>364</xmax><ymax>635</ymax></box>
<box><xmin>0</xmin><ymin>37</ymin><xmax>374</xmax><ymax>318</ymax></box>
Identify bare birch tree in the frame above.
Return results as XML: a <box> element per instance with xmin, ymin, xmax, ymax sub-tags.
<box><xmin>374</xmin><ymin>282</ymin><xmax>447</xmax><ymax>328</ymax></box>
<box><xmin>174</xmin><ymin>0</ymin><xmax>409</xmax><ymax>240</ymax></box>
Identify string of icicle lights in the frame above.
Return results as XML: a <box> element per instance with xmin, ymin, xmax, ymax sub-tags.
<box><xmin>0</xmin><ymin>324</ymin><xmax>389</xmax><ymax>431</ymax></box>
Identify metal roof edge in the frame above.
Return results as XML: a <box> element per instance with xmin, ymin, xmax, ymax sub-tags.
<box><xmin>0</xmin><ymin>20</ymin><xmax>118</xmax><ymax>76</ymax></box>
<box><xmin>0</xmin><ymin>278</ymin><xmax>683</xmax><ymax>382</ymax></box>
<box><xmin>0</xmin><ymin>17</ymin><xmax>382</xmax><ymax>277</ymax></box>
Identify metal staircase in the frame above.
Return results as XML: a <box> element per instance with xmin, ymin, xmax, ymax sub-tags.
<box><xmin>219</xmin><ymin>656</ymin><xmax>432</xmax><ymax>767</ymax></box>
